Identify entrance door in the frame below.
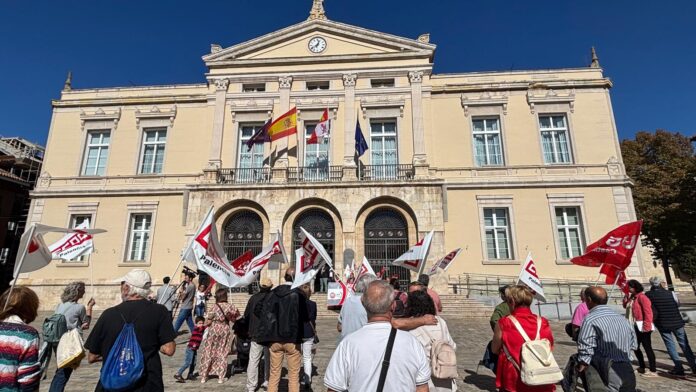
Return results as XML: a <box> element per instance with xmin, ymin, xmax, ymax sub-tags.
<box><xmin>293</xmin><ymin>209</ymin><xmax>335</xmax><ymax>292</ymax></box>
<box><xmin>222</xmin><ymin>210</ymin><xmax>264</xmax><ymax>292</ymax></box>
<box><xmin>364</xmin><ymin>208</ymin><xmax>410</xmax><ymax>288</ymax></box>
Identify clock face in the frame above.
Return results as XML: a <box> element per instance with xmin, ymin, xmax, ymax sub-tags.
<box><xmin>308</xmin><ymin>37</ymin><xmax>327</xmax><ymax>53</ymax></box>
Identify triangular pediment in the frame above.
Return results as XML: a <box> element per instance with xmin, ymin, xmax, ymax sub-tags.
<box><xmin>203</xmin><ymin>19</ymin><xmax>435</xmax><ymax>67</ymax></box>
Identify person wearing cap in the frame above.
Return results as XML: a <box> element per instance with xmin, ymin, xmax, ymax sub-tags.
<box><xmin>84</xmin><ymin>269</ymin><xmax>177</xmax><ymax>391</ymax></box>
<box><xmin>245</xmin><ymin>277</ymin><xmax>274</xmax><ymax>392</ymax></box>
<box><xmin>646</xmin><ymin>275</ymin><xmax>696</xmax><ymax>377</ymax></box>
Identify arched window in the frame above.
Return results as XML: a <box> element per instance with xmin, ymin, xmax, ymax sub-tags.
<box><xmin>364</xmin><ymin>208</ymin><xmax>410</xmax><ymax>288</ymax></box>
<box><xmin>221</xmin><ymin>210</ymin><xmax>264</xmax><ymax>291</ymax></box>
<box><xmin>292</xmin><ymin>209</ymin><xmax>335</xmax><ymax>292</ymax></box>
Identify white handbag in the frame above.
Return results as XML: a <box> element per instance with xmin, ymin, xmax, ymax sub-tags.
<box><xmin>56</xmin><ymin>329</ymin><xmax>85</xmax><ymax>369</ymax></box>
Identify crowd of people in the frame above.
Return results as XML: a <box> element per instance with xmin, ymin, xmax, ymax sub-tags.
<box><xmin>0</xmin><ymin>268</ymin><xmax>693</xmax><ymax>391</ymax></box>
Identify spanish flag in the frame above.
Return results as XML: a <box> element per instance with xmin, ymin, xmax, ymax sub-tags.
<box><xmin>268</xmin><ymin>107</ymin><xmax>297</xmax><ymax>142</ymax></box>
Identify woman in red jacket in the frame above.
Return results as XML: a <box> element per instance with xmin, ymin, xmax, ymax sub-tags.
<box><xmin>624</xmin><ymin>279</ymin><xmax>657</xmax><ymax>377</ymax></box>
<box><xmin>491</xmin><ymin>285</ymin><xmax>555</xmax><ymax>392</ymax></box>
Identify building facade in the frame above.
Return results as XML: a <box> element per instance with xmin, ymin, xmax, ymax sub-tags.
<box><xmin>20</xmin><ymin>2</ymin><xmax>655</xmax><ymax>306</ymax></box>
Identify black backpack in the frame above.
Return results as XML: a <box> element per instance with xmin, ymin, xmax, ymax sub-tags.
<box><xmin>254</xmin><ymin>288</ymin><xmax>299</xmax><ymax>343</ymax></box>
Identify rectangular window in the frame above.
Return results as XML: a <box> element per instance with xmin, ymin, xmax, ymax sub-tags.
<box><xmin>555</xmin><ymin>207</ymin><xmax>585</xmax><ymax>259</ymax></box>
<box><xmin>127</xmin><ymin>214</ymin><xmax>152</xmax><ymax>262</ymax></box>
<box><xmin>306</xmin><ymin>81</ymin><xmax>330</xmax><ymax>91</ymax></box>
<box><xmin>66</xmin><ymin>215</ymin><xmax>91</xmax><ymax>262</ymax></box>
<box><xmin>242</xmin><ymin>83</ymin><xmax>266</xmax><ymax>92</ymax></box>
<box><xmin>370</xmin><ymin>120</ymin><xmax>398</xmax><ymax>179</ymax></box>
<box><xmin>238</xmin><ymin>124</ymin><xmax>266</xmax><ymax>182</ymax></box>
<box><xmin>140</xmin><ymin>128</ymin><xmax>167</xmax><ymax>174</ymax></box>
<box><xmin>0</xmin><ymin>248</ymin><xmax>9</xmax><ymax>263</ymax></box>
<box><xmin>81</xmin><ymin>130</ymin><xmax>110</xmax><ymax>176</ymax></box>
<box><xmin>472</xmin><ymin>117</ymin><xmax>503</xmax><ymax>166</ymax></box>
<box><xmin>304</xmin><ymin>123</ymin><xmax>330</xmax><ymax>180</ymax></box>
<box><xmin>484</xmin><ymin>208</ymin><xmax>512</xmax><ymax>259</ymax></box>
<box><xmin>539</xmin><ymin>115</ymin><xmax>572</xmax><ymax>164</ymax></box>
<box><xmin>371</xmin><ymin>79</ymin><xmax>395</xmax><ymax>88</ymax></box>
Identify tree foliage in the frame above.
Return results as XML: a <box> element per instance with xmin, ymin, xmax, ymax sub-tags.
<box><xmin>621</xmin><ymin>130</ymin><xmax>696</xmax><ymax>280</ymax></box>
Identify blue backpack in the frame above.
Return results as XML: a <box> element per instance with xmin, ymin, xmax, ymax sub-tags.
<box><xmin>99</xmin><ymin>313</ymin><xmax>144</xmax><ymax>391</ymax></box>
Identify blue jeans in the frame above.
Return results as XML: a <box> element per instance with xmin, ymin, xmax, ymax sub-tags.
<box><xmin>659</xmin><ymin>327</ymin><xmax>696</xmax><ymax>371</ymax></box>
<box><xmin>48</xmin><ymin>367</ymin><xmax>73</xmax><ymax>392</ymax></box>
<box><xmin>177</xmin><ymin>347</ymin><xmax>197</xmax><ymax>377</ymax></box>
<box><xmin>173</xmin><ymin>308</ymin><xmax>194</xmax><ymax>333</ymax></box>
<box><xmin>195</xmin><ymin>303</ymin><xmax>206</xmax><ymax>318</ymax></box>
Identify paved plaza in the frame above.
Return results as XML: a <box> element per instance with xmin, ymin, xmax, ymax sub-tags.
<box><xmin>33</xmin><ymin>313</ymin><xmax>696</xmax><ymax>391</ymax></box>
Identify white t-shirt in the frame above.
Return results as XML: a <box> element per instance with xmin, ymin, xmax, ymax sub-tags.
<box><xmin>195</xmin><ymin>290</ymin><xmax>207</xmax><ymax>306</ymax></box>
<box><xmin>324</xmin><ymin>322</ymin><xmax>431</xmax><ymax>392</ymax></box>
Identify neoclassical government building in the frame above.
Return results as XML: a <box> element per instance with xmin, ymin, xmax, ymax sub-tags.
<box><xmin>21</xmin><ymin>2</ymin><xmax>654</xmax><ymax>301</ymax></box>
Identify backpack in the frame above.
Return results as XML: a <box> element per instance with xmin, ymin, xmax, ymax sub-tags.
<box><xmin>99</xmin><ymin>313</ymin><xmax>144</xmax><ymax>391</ymax></box>
<box><xmin>422</xmin><ymin>325</ymin><xmax>458</xmax><ymax>379</ymax></box>
<box><xmin>392</xmin><ymin>291</ymin><xmax>407</xmax><ymax>318</ymax></box>
<box><xmin>255</xmin><ymin>288</ymin><xmax>299</xmax><ymax>343</ymax></box>
<box><xmin>42</xmin><ymin>303</ymin><xmax>72</xmax><ymax>344</ymax></box>
<box><xmin>503</xmin><ymin>315</ymin><xmax>563</xmax><ymax>386</ymax></box>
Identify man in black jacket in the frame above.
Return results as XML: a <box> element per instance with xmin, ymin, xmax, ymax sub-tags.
<box><xmin>245</xmin><ymin>278</ymin><xmax>273</xmax><ymax>391</ymax></box>
<box><xmin>646</xmin><ymin>276</ymin><xmax>696</xmax><ymax>377</ymax></box>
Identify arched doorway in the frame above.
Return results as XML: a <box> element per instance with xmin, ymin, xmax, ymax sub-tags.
<box><xmin>293</xmin><ymin>209</ymin><xmax>335</xmax><ymax>292</ymax></box>
<box><xmin>222</xmin><ymin>210</ymin><xmax>264</xmax><ymax>292</ymax></box>
<box><xmin>364</xmin><ymin>208</ymin><xmax>410</xmax><ymax>288</ymax></box>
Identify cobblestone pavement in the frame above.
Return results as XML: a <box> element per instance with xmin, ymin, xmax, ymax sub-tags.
<box><xmin>34</xmin><ymin>314</ymin><xmax>696</xmax><ymax>391</ymax></box>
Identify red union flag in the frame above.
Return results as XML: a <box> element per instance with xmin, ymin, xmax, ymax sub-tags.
<box><xmin>616</xmin><ymin>271</ymin><xmax>630</xmax><ymax>295</ymax></box>
<box><xmin>428</xmin><ymin>248</ymin><xmax>462</xmax><ymax>275</ymax></box>
<box><xmin>184</xmin><ymin>208</ymin><xmax>238</xmax><ymax>287</ymax></box>
<box><xmin>393</xmin><ymin>231</ymin><xmax>434</xmax><ymax>272</ymax></box>
<box><xmin>571</xmin><ymin>221</ymin><xmax>642</xmax><ymax>270</ymax></box>
<box><xmin>518</xmin><ymin>253</ymin><xmax>546</xmax><ymax>302</ymax></box>
<box><xmin>231</xmin><ymin>251</ymin><xmax>254</xmax><ymax>277</ymax></box>
<box><xmin>292</xmin><ymin>227</ymin><xmax>333</xmax><ymax>289</ymax></box>
<box><xmin>233</xmin><ymin>240</ymin><xmax>282</xmax><ymax>287</ymax></box>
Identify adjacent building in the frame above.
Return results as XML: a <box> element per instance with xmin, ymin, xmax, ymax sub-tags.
<box><xmin>20</xmin><ymin>2</ymin><xmax>654</xmax><ymax>305</ymax></box>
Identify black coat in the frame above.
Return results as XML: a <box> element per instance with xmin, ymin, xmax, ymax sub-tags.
<box><xmin>244</xmin><ymin>287</ymin><xmax>271</xmax><ymax>342</ymax></box>
<box><xmin>645</xmin><ymin>286</ymin><xmax>684</xmax><ymax>331</ymax></box>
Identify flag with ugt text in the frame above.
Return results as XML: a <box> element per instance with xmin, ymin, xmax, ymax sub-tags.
<box><xmin>428</xmin><ymin>248</ymin><xmax>462</xmax><ymax>275</ymax></box>
<box><xmin>231</xmin><ymin>239</ymin><xmax>283</xmax><ymax>287</ymax></box>
<box><xmin>393</xmin><ymin>231</ymin><xmax>434</xmax><ymax>272</ymax></box>
<box><xmin>292</xmin><ymin>227</ymin><xmax>334</xmax><ymax>289</ymax></box>
<box><xmin>184</xmin><ymin>208</ymin><xmax>238</xmax><ymax>287</ymax></box>
<box><xmin>517</xmin><ymin>252</ymin><xmax>546</xmax><ymax>302</ymax></box>
<box><xmin>49</xmin><ymin>221</ymin><xmax>94</xmax><ymax>261</ymax></box>
<box><xmin>355</xmin><ymin>256</ymin><xmax>376</xmax><ymax>282</ymax></box>
<box><xmin>307</xmin><ymin>109</ymin><xmax>330</xmax><ymax>145</ymax></box>
<box><xmin>571</xmin><ymin>221</ymin><xmax>642</xmax><ymax>270</ymax></box>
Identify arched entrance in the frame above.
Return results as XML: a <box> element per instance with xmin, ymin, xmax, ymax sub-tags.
<box><xmin>222</xmin><ymin>210</ymin><xmax>264</xmax><ymax>292</ymax></box>
<box><xmin>364</xmin><ymin>208</ymin><xmax>410</xmax><ymax>288</ymax></box>
<box><xmin>293</xmin><ymin>209</ymin><xmax>335</xmax><ymax>292</ymax></box>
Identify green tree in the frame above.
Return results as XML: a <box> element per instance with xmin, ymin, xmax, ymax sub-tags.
<box><xmin>621</xmin><ymin>130</ymin><xmax>696</xmax><ymax>286</ymax></box>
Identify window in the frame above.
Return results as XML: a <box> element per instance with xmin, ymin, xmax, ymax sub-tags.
<box><xmin>306</xmin><ymin>81</ymin><xmax>330</xmax><ymax>91</ymax></box>
<box><xmin>371</xmin><ymin>79</ymin><xmax>395</xmax><ymax>88</ymax></box>
<box><xmin>238</xmin><ymin>124</ymin><xmax>266</xmax><ymax>182</ymax></box>
<box><xmin>484</xmin><ymin>208</ymin><xmax>512</xmax><ymax>259</ymax></box>
<box><xmin>370</xmin><ymin>120</ymin><xmax>398</xmax><ymax>179</ymax></box>
<box><xmin>140</xmin><ymin>128</ymin><xmax>167</xmax><ymax>174</ymax></box>
<box><xmin>0</xmin><ymin>248</ymin><xmax>9</xmax><ymax>263</ymax></box>
<box><xmin>304</xmin><ymin>123</ymin><xmax>330</xmax><ymax>180</ymax></box>
<box><xmin>82</xmin><ymin>130</ymin><xmax>110</xmax><ymax>176</ymax></box>
<box><xmin>127</xmin><ymin>214</ymin><xmax>152</xmax><ymax>262</ymax></box>
<box><xmin>242</xmin><ymin>83</ymin><xmax>266</xmax><ymax>92</ymax></box>
<box><xmin>539</xmin><ymin>115</ymin><xmax>572</xmax><ymax>164</ymax></box>
<box><xmin>555</xmin><ymin>207</ymin><xmax>585</xmax><ymax>259</ymax></box>
<box><xmin>66</xmin><ymin>215</ymin><xmax>91</xmax><ymax>262</ymax></box>
<box><xmin>472</xmin><ymin>117</ymin><xmax>503</xmax><ymax>166</ymax></box>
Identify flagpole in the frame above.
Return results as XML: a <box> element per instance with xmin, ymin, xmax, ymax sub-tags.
<box><xmin>4</xmin><ymin>224</ymin><xmax>36</xmax><ymax>311</ymax></box>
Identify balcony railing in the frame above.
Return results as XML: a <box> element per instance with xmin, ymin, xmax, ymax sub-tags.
<box><xmin>217</xmin><ymin>167</ymin><xmax>270</xmax><ymax>184</ymax></box>
<box><xmin>359</xmin><ymin>164</ymin><xmax>414</xmax><ymax>181</ymax></box>
<box><xmin>288</xmin><ymin>166</ymin><xmax>343</xmax><ymax>183</ymax></box>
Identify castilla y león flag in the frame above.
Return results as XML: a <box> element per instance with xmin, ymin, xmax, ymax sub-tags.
<box><xmin>307</xmin><ymin>109</ymin><xmax>330</xmax><ymax>145</ymax></box>
<box><xmin>393</xmin><ymin>231</ymin><xmax>434</xmax><ymax>272</ymax></box>
<box><xmin>571</xmin><ymin>221</ymin><xmax>642</xmax><ymax>271</ymax></box>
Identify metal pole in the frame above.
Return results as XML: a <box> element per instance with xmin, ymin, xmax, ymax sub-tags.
<box><xmin>4</xmin><ymin>224</ymin><xmax>36</xmax><ymax>311</ymax></box>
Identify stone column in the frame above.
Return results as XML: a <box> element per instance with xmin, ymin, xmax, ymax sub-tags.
<box><xmin>207</xmin><ymin>79</ymin><xmax>229</xmax><ymax>169</ymax></box>
<box><xmin>409</xmin><ymin>71</ymin><xmax>428</xmax><ymax>177</ymax></box>
<box><xmin>342</xmin><ymin>73</ymin><xmax>358</xmax><ymax>180</ymax></box>
<box><xmin>272</xmin><ymin>76</ymin><xmax>293</xmax><ymax>182</ymax></box>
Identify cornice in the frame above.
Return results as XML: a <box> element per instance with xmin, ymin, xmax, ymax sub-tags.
<box><xmin>431</xmin><ymin>79</ymin><xmax>611</xmax><ymax>94</ymax></box>
<box><xmin>53</xmin><ymin>95</ymin><xmax>208</xmax><ymax>108</ymax></box>
<box><xmin>207</xmin><ymin>51</ymin><xmax>433</xmax><ymax>69</ymax></box>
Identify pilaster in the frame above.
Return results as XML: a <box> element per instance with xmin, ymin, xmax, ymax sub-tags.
<box><xmin>207</xmin><ymin>79</ymin><xmax>229</xmax><ymax>169</ymax></box>
<box><xmin>275</xmin><ymin>76</ymin><xmax>293</xmax><ymax>168</ymax></box>
<box><xmin>342</xmin><ymin>74</ymin><xmax>358</xmax><ymax>180</ymax></box>
<box><xmin>409</xmin><ymin>71</ymin><xmax>427</xmax><ymax>166</ymax></box>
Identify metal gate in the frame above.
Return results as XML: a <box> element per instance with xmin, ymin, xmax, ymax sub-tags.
<box><xmin>222</xmin><ymin>210</ymin><xmax>264</xmax><ymax>292</ymax></box>
<box><xmin>293</xmin><ymin>209</ymin><xmax>335</xmax><ymax>293</ymax></box>
<box><xmin>364</xmin><ymin>208</ymin><xmax>411</xmax><ymax>289</ymax></box>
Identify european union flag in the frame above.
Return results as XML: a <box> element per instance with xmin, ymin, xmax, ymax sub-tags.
<box><xmin>355</xmin><ymin>121</ymin><xmax>369</xmax><ymax>158</ymax></box>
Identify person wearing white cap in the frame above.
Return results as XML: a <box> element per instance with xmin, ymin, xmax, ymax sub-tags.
<box><xmin>84</xmin><ymin>269</ymin><xmax>177</xmax><ymax>391</ymax></box>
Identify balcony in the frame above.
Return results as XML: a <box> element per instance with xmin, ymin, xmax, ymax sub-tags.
<box><xmin>288</xmin><ymin>166</ymin><xmax>343</xmax><ymax>183</ymax></box>
<box><xmin>216</xmin><ymin>167</ymin><xmax>271</xmax><ymax>184</ymax></box>
<box><xmin>358</xmin><ymin>164</ymin><xmax>414</xmax><ymax>181</ymax></box>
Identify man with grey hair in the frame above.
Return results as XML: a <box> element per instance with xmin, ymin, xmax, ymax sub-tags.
<box><xmin>85</xmin><ymin>269</ymin><xmax>176</xmax><ymax>391</ymax></box>
<box><xmin>646</xmin><ymin>275</ymin><xmax>696</xmax><ymax>377</ymax></box>
<box><xmin>325</xmin><ymin>280</ymin><xmax>430</xmax><ymax>391</ymax></box>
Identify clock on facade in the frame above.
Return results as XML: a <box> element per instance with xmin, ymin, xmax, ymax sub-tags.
<box><xmin>308</xmin><ymin>37</ymin><xmax>327</xmax><ymax>53</ymax></box>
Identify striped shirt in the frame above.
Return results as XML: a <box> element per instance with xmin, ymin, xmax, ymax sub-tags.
<box><xmin>0</xmin><ymin>318</ymin><xmax>41</xmax><ymax>392</ymax></box>
<box><xmin>188</xmin><ymin>326</ymin><xmax>206</xmax><ymax>351</ymax></box>
<box><xmin>577</xmin><ymin>305</ymin><xmax>637</xmax><ymax>365</ymax></box>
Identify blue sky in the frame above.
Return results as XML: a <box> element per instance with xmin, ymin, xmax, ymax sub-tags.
<box><xmin>1</xmin><ymin>0</ymin><xmax>694</xmax><ymax>145</ymax></box>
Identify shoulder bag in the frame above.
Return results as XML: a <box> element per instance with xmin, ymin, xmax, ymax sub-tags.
<box><xmin>376</xmin><ymin>328</ymin><xmax>398</xmax><ymax>392</ymax></box>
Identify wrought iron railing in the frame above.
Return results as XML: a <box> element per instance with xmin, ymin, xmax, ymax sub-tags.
<box><xmin>288</xmin><ymin>166</ymin><xmax>343</xmax><ymax>183</ymax></box>
<box><xmin>359</xmin><ymin>164</ymin><xmax>414</xmax><ymax>181</ymax></box>
<box><xmin>217</xmin><ymin>167</ymin><xmax>270</xmax><ymax>184</ymax></box>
